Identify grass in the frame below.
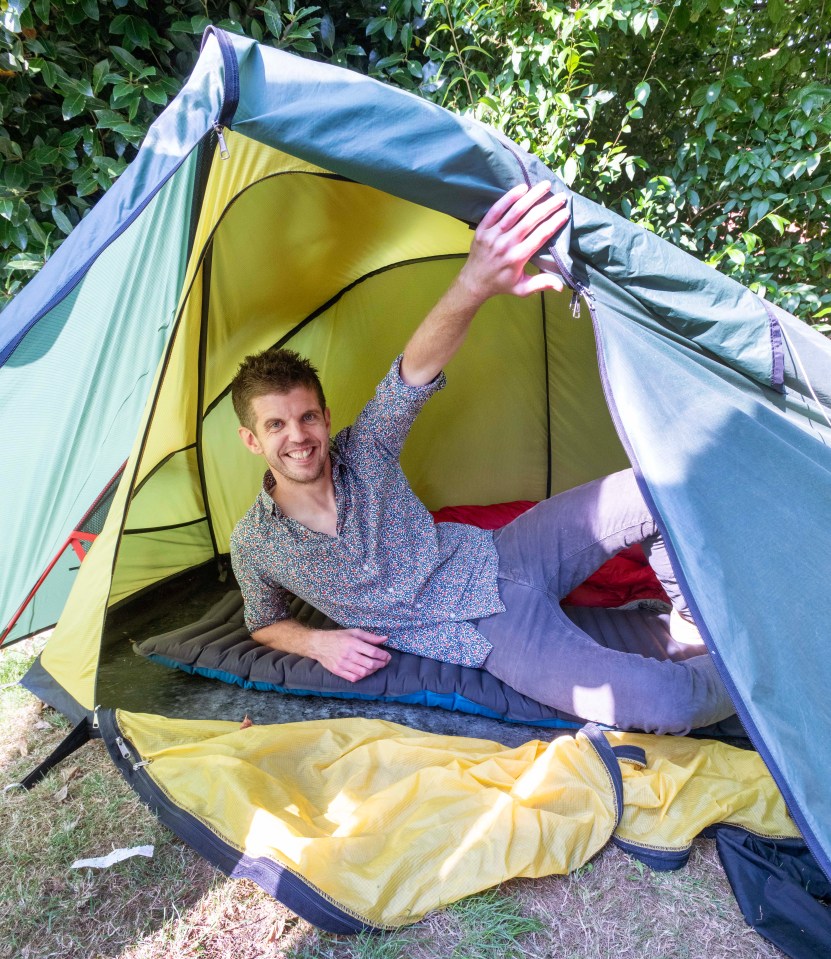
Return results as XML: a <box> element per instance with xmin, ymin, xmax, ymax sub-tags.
<box><xmin>1</xmin><ymin>639</ymin><xmax>786</xmax><ymax>959</ymax></box>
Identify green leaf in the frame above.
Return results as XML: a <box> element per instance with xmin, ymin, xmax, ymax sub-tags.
<box><xmin>765</xmin><ymin>213</ymin><xmax>789</xmax><ymax>234</ymax></box>
<box><xmin>32</xmin><ymin>58</ymin><xmax>58</xmax><ymax>88</ymax></box>
<box><xmin>112</xmin><ymin>81</ymin><xmax>139</xmax><ymax>104</ymax></box>
<box><xmin>81</xmin><ymin>0</ymin><xmax>99</xmax><ymax>20</ymax></box>
<box><xmin>4</xmin><ymin>253</ymin><xmax>43</xmax><ymax>270</ymax></box>
<box><xmin>51</xmin><ymin>206</ymin><xmax>74</xmax><ymax>235</ymax></box>
<box><xmin>92</xmin><ymin>58</ymin><xmax>110</xmax><ymax>95</ymax></box>
<box><xmin>562</xmin><ymin>155</ymin><xmax>578</xmax><ymax>186</ymax></box>
<box><xmin>634</xmin><ymin>81</ymin><xmax>651</xmax><ymax>106</ymax></box>
<box><xmin>143</xmin><ymin>83</ymin><xmax>168</xmax><ymax>106</ymax></box>
<box><xmin>0</xmin><ymin>137</ymin><xmax>23</xmax><ymax>160</ymax></box>
<box><xmin>704</xmin><ymin>119</ymin><xmax>717</xmax><ymax>141</ymax></box>
<box><xmin>289</xmin><ymin>39</ymin><xmax>317</xmax><ymax>53</ymax></box>
<box><xmin>705</xmin><ymin>82</ymin><xmax>722</xmax><ymax>104</ymax></box>
<box><xmin>768</xmin><ymin>0</ymin><xmax>785</xmax><ymax>23</ymax></box>
<box><xmin>748</xmin><ymin>199</ymin><xmax>770</xmax><ymax>226</ymax></box>
<box><xmin>28</xmin><ymin>216</ymin><xmax>48</xmax><ymax>245</ymax></box>
<box><xmin>62</xmin><ymin>91</ymin><xmax>87</xmax><ymax>121</ymax></box>
<box><xmin>189</xmin><ymin>14</ymin><xmax>212</xmax><ymax>34</ymax></box>
<box><xmin>726</xmin><ymin>246</ymin><xmax>746</xmax><ymax>266</ymax></box>
<box><xmin>108</xmin><ymin>45</ymin><xmax>146</xmax><ymax>75</ymax></box>
<box><xmin>261</xmin><ymin>5</ymin><xmax>283</xmax><ymax>36</ymax></box>
<box><xmin>111</xmin><ymin>15</ymin><xmax>153</xmax><ymax>49</ymax></box>
<box><xmin>319</xmin><ymin>12</ymin><xmax>335</xmax><ymax>50</ymax></box>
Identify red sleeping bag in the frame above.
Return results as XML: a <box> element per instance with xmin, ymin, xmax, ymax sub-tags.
<box><xmin>430</xmin><ymin>501</ymin><xmax>669</xmax><ymax>608</ymax></box>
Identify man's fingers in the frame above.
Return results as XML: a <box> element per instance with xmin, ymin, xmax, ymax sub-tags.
<box><xmin>338</xmin><ymin>655</ymin><xmax>388</xmax><ymax>683</ymax></box>
<box><xmin>353</xmin><ymin>644</ymin><xmax>391</xmax><ymax>664</ymax></box>
<box><xmin>513</xmin><ymin>191</ymin><xmax>569</xmax><ymax>242</ymax></box>
<box><xmin>495</xmin><ymin>180</ymin><xmax>554</xmax><ymax>234</ymax></box>
<box><xmin>513</xmin><ymin>205</ymin><xmax>570</xmax><ymax>263</ymax></box>
<box><xmin>516</xmin><ymin>271</ymin><xmax>565</xmax><ymax>297</ymax></box>
<box><xmin>337</xmin><ymin>666</ymin><xmax>363</xmax><ymax>683</ymax></box>
<box><xmin>478</xmin><ymin>183</ymin><xmax>531</xmax><ymax>230</ymax></box>
<box><xmin>349</xmin><ymin>629</ymin><xmax>389</xmax><ymax>645</ymax></box>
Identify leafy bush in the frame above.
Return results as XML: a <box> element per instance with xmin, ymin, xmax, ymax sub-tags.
<box><xmin>1</xmin><ymin>0</ymin><xmax>829</xmax><ymax>330</ymax></box>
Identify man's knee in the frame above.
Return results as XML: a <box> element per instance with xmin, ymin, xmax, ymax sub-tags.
<box><xmin>617</xmin><ymin>655</ymin><xmax>734</xmax><ymax>735</ymax></box>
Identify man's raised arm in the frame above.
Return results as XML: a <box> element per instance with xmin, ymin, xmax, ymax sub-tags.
<box><xmin>400</xmin><ymin>182</ymin><xmax>570</xmax><ymax>387</ymax></box>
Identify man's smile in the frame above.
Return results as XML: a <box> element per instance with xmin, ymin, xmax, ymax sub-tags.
<box><xmin>285</xmin><ymin>447</ymin><xmax>315</xmax><ymax>461</ymax></box>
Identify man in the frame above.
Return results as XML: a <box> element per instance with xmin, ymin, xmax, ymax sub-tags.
<box><xmin>230</xmin><ymin>182</ymin><xmax>735</xmax><ymax>735</ymax></box>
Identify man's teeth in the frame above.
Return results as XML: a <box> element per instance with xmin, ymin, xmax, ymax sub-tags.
<box><xmin>287</xmin><ymin>449</ymin><xmax>313</xmax><ymax>460</ymax></box>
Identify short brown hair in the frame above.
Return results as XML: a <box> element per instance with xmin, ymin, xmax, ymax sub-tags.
<box><xmin>231</xmin><ymin>347</ymin><xmax>326</xmax><ymax>431</ymax></box>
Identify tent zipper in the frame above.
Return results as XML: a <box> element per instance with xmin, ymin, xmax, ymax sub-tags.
<box><xmin>571</xmin><ymin>282</ymin><xmax>594</xmax><ymax>318</ymax></box>
<box><xmin>214</xmin><ymin>123</ymin><xmax>231</xmax><ymax>160</ymax></box>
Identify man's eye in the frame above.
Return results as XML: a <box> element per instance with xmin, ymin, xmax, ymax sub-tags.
<box><xmin>269</xmin><ymin>421</ymin><xmax>283</xmax><ymax>431</ymax></box>
<box><xmin>303</xmin><ymin>412</ymin><xmax>318</xmax><ymax>422</ymax></box>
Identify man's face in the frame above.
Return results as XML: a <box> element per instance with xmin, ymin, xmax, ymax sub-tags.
<box><xmin>239</xmin><ymin>386</ymin><xmax>331</xmax><ymax>486</ymax></box>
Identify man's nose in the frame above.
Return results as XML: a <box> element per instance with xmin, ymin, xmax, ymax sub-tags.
<box><xmin>287</xmin><ymin>419</ymin><xmax>307</xmax><ymax>443</ymax></box>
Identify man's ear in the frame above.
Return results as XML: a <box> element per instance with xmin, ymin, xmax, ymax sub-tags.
<box><xmin>238</xmin><ymin>425</ymin><xmax>263</xmax><ymax>456</ymax></box>
<box><xmin>324</xmin><ymin>407</ymin><xmax>331</xmax><ymax>429</ymax></box>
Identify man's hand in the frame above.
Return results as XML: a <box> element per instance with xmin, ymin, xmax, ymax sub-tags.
<box><xmin>309</xmin><ymin>627</ymin><xmax>391</xmax><ymax>682</ymax></box>
<box><xmin>251</xmin><ymin>619</ymin><xmax>391</xmax><ymax>682</ymax></box>
<box><xmin>456</xmin><ymin>181</ymin><xmax>569</xmax><ymax>307</ymax></box>
<box><xmin>400</xmin><ymin>181</ymin><xmax>569</xmax><ymax>386</ymax></box>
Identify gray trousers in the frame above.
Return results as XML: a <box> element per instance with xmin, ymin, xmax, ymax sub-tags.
<box><xmin>476</xmin><ymin>469</ymin><xmax>735</xmax><ymax>735</ymax></box>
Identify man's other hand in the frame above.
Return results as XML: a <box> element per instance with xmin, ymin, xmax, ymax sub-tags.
<box><xmin>457</xmin><ymin>182</ymin><xmax>569</xmax><ymax>305</ymax></box>
<box><xmin>311</xmin><ymin>627</ymin><xmax>391</xmax><ymax>682</ymax></box>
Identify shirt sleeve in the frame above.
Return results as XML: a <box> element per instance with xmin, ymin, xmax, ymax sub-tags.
<box><xmin>348</xmin><ymin>354</ymin><xmax>446</xmax><ymax>459</ymax></box>
<box><xmin>230</xmin><ymin>524</ymin><xmax>293</xmax><ymax>633</ymax></box>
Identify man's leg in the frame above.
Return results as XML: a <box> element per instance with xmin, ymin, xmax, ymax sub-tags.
<box><xmin>476</xmin><ymin>470</ymin><xmax>734</xmax><ymax>734</ymax></box>
<box><xmin>492</xmin><ymin>468</ymin><xmax>686</xmax><ymax>612</ymax></box>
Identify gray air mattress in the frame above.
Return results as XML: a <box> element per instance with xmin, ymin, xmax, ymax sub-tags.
<box><xmin>136</xmin><ymin>591</ymin><xmax>742</xmax><ymax>734</ymax></box>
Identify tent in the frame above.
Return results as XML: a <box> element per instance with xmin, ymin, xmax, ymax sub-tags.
<box><xmin>2</xmin><ymin>26</ymin><xmax>831</xmax><ymax>935</ymax></box>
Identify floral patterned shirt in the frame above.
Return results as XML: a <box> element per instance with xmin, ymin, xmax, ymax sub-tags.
<box><xmin>230</xmin><ymin>356</ymin><xmax>504</xmax><ymax>667</ymax></box>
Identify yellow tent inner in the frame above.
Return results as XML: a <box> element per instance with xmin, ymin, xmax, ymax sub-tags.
<box><xmin>42</xmin><ymin>131</ymin><xmax>627</xmax><ymax>709</ymax></box>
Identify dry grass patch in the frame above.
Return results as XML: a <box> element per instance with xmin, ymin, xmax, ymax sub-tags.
<box><xmin>1</xmin><ymin>640</ymin><xmax>785</xmax><ymax>959</ymax></box>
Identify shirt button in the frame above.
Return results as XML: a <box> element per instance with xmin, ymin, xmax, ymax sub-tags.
<box><xmin>362</xmin><ymin>564</ymin><xmax>370</xmax><ymax>572</ymax></box>
<box><xmin>386</xmin><ymin>587</ymin><xmax>394</xmax><ymax>594</ymax></box>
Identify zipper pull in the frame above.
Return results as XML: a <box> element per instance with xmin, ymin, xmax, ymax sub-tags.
<box><xmin>92</xmin><ymin>704</ymin><xmax>101</xmax><ymax>730</ymax></box>
<box><xmin>570</xmin><ymin>284</ymin><xmax>594</xmax><ymax>318</ymax></box>
<box><xmin>115</xmin><ymin>735</ymin><xmax>152</xmax><ymax>771</ymax></box>
<box><xmin>214</xmin><ymin>122</ymin><xmax>230</xmax><ymax>160</ymax></box>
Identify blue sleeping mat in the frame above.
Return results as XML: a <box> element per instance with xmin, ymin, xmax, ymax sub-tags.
<box><xmin>136</xmin><ymin>590</ymin><xmax>741</xmax><ymax>733</ymax></box>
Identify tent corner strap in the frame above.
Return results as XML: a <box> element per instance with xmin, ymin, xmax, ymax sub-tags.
<box><xmin>4</xmin><ymin>715</ymin><xmax>95</xmax><ymax>793</ymax></box>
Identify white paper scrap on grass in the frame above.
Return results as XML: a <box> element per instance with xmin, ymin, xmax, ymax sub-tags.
<box><xmin>71</xmin><ymin>845</ymin><xmax>154</xmax><ymax>869</ymax></box>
